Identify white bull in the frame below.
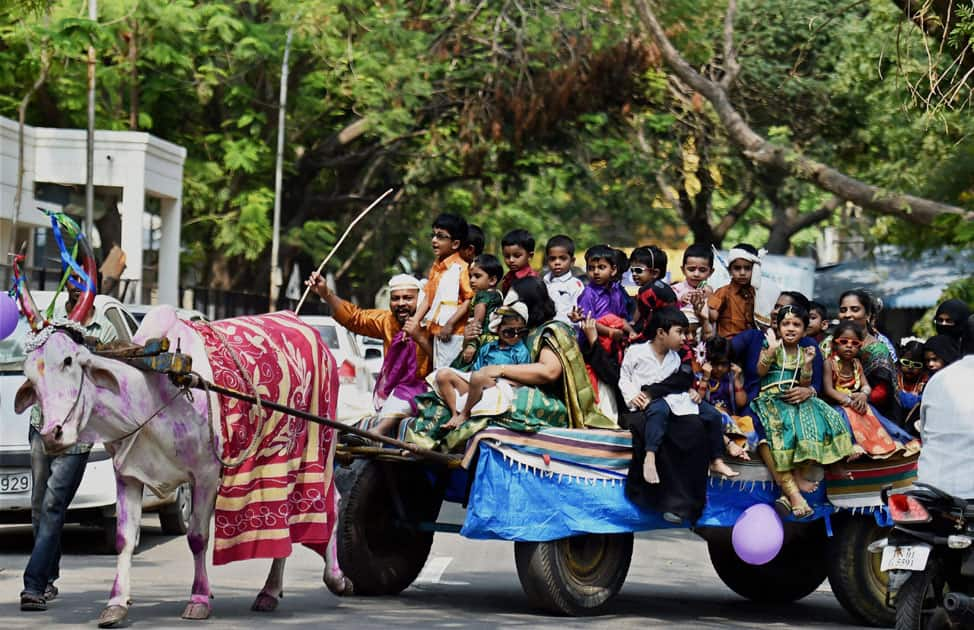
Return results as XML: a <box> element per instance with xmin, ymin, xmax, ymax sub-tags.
<box><xmin>15</xmin><ymin>306</ymin><xmax>352</xmax><ymax>627</ymax></box>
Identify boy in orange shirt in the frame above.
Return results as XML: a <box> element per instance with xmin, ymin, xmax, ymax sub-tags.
<box><xmin>707</xmin><ymin>244</ymin><xmax>761</xmax><ymax>340</ymax></box>
<box><xmin>410</xmin><ymin>213</ymin><xmax>474</xmax><ymax>368</ymax></box>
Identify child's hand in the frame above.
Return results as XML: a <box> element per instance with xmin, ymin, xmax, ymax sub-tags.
<box><xmin>461</xmin><ymin>346</ymin><xmax>476</xmax><ymax>363</ymax></box>
<box><xmin>802</xmin><ymin>346</ymin><xmax>817</xmax><ymax>364</ymax></box>
<box><xmin>850</xmin><ymin>392</ymin><xmax>868</xmax><ymax>414</ymax></box>
<box><xmin>437</xmin><ymin>322</ymin><xmax>455</xmax><ymax>341</ymax></box>
<box><xmin>689</xmin><ymin>389</ymin><xmax>703</xmax><ymax>404</ymax></box>
<box><xmin>568</xmin><ymin>306</ymin><xmax>584</xmax><ymax>323</ymax></box>
<box><xmin>464</xmin><ymin>319</ymin><xmax>482</xmax><ymax>340</ymax></box>
<box><xmin>689</xmin><ymin>291</ymin><xmax>705</xmax><ymax>314</ymax></box>
<box><xmin>764</xmin><ymin>328</ymin><xmax>781</xmax><ymax>352</ymax></box>
<box><xmin>701</xmin><ymin>361</ymin><xmax>713</xmax><ymax>378</ymax></box>
<box><xmin>731</xmin><ymin>363</ymin><xmax>742</xmax><ymax>377</ymax></box>
<box><xmin>305</xmin><ymin>271</ymin><xmax>329</xmax><ymax>298</ymax></box>
<box><xmin>630</xmin><ymin>392</ymin><xmax>650</xmax><ymax>410</ymax></box>
<box><xmin>622</xmin><ymin>323</ymin><xmax>636</xmax><ymax>338</ymax></box>
<box><xmin>581</xmin><ymin>316</ymin><xmax>598</xmax><ymax>346</ymax></box>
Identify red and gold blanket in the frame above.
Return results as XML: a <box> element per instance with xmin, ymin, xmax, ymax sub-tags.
<box><xmin>190</xmin><ymin>311</ymin><xmax>339</xmax><ymax>565</ymax></box>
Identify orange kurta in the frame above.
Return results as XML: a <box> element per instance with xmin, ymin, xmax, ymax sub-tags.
<box><xmin>708</xmin><ymin>283</ymin><xmax>755</xmax><ymax>339</ymax></box>
<box><xmin>424</xmin><ymin>252</ymin><xmax>473</xmax><ymax>336</ymax></box>
<box><xmin>330</xmin><ymin>298</ymin><xmax>431</xmax><ymax>380</ymax></box>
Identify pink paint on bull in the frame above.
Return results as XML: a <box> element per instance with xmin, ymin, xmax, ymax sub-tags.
<box><xmin>15</xmin><ymin>307</ymin><xmax>352</xmax><ymax>627</ymax></box>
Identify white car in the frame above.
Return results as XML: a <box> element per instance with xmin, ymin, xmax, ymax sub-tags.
<box><xmin>359</xmin><ymin>335</ymin><xmax>384</xmax><ymax>382</ymax></box>
<box><xmin>0</xmin><ymin>292</ymin><xmax>189</xmax><ymax>548</ymax></box>
<box><xmin>125</xmin><ymin>303</ymin><xmax>208</xmax><ymax>325</ymax></box>
<box><xmin>299</xmin><ymin>316</ymin><xmax>375</xmax><ymax>424</ymax></box>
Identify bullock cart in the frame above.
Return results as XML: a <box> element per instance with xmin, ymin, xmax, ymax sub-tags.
<box><xmin>331</xmin><ymin>425</ymin><xmax>916</xmax><ymax>626</ymax></box>
<box><xmin>165</xmin><ymin>366</ymin><xmax>908</xmax><ymax>627</ymax></box>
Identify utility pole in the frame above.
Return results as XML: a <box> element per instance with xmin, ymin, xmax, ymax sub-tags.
<box><xmin>85</xmin><ymin>0</ymin><xmax>97</xmax><ymax>239</ymax></box>
<box><xmin>268</xmin><ymin>27</ymin><xmax>293</xmax><ymax>312</ymax></box>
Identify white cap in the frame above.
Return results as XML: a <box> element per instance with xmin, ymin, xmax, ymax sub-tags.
<box><xmin>488</xmin><ymin>301</ymin><xmax>529</xmax><ymax>334</ymax></box>
<box><xmin>387</xmin><ymin>274</ymin><xmax>422</xmax><ymax>292</ymax></box>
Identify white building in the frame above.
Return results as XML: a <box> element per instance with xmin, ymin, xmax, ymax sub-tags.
<box><xmin>0</xmin><ymin>115</ymin><xmax>186</xmax><ymax>305</ymax></box>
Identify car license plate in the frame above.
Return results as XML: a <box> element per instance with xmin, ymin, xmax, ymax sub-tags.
<box><xmin>0</xmin><ymin>470</ymin><xmax>32</xmax><ymax>494</ymax></box>
<box><xmin>881</xmin><ymin>544</ymin><xmax>931</xmax><ymax>572</ymax></box>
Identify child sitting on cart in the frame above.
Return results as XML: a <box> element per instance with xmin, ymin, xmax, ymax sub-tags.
<box><xmin>619</xmin><ymin>307</ymin><xmax>737</xmax><ymax>485</ymax></box>
<box><xmin>431</xmin><ymin>303</ymin><xmax>532</xmax><ymax>430</ymax></box>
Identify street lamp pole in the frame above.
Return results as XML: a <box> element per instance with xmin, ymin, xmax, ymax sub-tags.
<box><xmin>85</xmin><ymin>0</ymin><xmax>97</xmax><ymax>239</ymax></box>
<box><xmin>268</xmin><ymin>27</ymin><xmax>293</xmax><ymax>312</ymax></box>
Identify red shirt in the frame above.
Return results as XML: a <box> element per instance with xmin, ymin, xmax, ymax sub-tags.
<box><xmin>501</xmin><ymin>266</ymin><xmax>538</xmax><ymax>294</ymax></box>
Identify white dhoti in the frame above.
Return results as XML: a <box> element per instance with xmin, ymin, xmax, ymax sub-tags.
<box><xmin>433</xmin><ymin>334</ymin><xmax>464</xmax><ymax>369</ymax></box>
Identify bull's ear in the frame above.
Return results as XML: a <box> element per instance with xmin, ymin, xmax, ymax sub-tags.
<box><xmin>89</xmin><ymin>366</ymin><xmax>120</xmax><ymax>396</ymax></box>
<box><xmin>14</xmin><ymin>380</ymin><xmax>36</xmax><ymax>414</ymax></box>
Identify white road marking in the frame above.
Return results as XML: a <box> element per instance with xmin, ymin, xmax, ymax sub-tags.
<box><xmin>414</xmin><ymin>556</ymin><xmax>469</xmax><ymax>585</ymax></box>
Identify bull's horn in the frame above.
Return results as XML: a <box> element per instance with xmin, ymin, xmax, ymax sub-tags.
<box><xmin>12</xmin><ymin>249</ymin><xmax>43</xmax><ymax>332</ymax></box>
<box><xmin>66</xmin><ymin>231</ymin><xmax>97</xmax><ymax>325</ymax></box>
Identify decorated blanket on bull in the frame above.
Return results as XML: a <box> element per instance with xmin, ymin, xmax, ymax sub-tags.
<box><xmin>190</xmin><ymin>311</ymin><xmax>339</xmax><ymax>565</ymax></box>
<box><xmin>459</xmin><ymin>427</ymin><xmax>914</xmax><ymax>541</ymax></box>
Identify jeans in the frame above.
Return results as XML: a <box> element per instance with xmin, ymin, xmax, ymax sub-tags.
<box><xmin>23</xmin><ymin>427</ymin><xmax>89</xmax><ymax>596</ymax></box>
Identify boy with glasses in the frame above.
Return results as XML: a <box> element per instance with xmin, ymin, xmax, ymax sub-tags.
<box><xmin>410</xmin><ymin>213</ymin><xmax>474</xmax><ymax>368</ymax></box>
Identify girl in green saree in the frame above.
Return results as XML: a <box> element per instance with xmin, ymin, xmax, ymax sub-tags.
<box><xmin>406</xmin><ymin>277</ymin><xmax>615</xmax><ymax>452</ymax></box>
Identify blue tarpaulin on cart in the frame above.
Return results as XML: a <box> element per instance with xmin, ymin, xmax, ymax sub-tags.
<box><xmin>461</xmin><ymin>443</ymin><xmax>848</xmax><ymax>541</ymax></box>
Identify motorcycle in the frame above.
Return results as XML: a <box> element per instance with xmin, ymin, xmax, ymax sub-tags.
<box><xmin>870</xmin><ymin>483</ymin><xmax>974</xmax><ymax>629</ymax></box>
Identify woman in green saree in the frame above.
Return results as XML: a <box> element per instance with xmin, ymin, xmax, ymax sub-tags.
<box><xmin>406</xmin><ymin>277</ymin><xmax>615</xmax><ymax>452</ymax></box>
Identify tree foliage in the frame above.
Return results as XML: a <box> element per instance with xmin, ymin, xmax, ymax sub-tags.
<box><xmin>1</xmin><ymin>0</ymin><xmax>972</xmax><ymax>303</ymax></box>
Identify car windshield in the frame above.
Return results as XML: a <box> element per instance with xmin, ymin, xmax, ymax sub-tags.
<box><xmin>314</xmin><ymin>325</ymin><xmax>340</xmax><ymax>350</ymax></box>
<box><xmin>0</xmin><ymin>318</ymin><xmax>31</xmax><ymax>371</ymax></box>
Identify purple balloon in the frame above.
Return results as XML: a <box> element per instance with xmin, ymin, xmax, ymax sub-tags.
<box><xmin>0</xmin><ymin>293</ymin><xmax>19</xmax><ymax>340</ymax></box>
<box><xmin>732</xmin><ymin>503</ymin><xmax>784</xmax><ymax>565</ymax></box>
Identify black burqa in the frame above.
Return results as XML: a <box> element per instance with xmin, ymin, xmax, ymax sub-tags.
<box><xmin>623</xmin><ymin>362</ymin><xmax>709</xmax><ymax>523</ymax></box>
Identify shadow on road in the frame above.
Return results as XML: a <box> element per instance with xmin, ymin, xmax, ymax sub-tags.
<box><xmin>0</xmin><ymin>521</ymin><xmax>182</xmax><ymax>556</ymax></box>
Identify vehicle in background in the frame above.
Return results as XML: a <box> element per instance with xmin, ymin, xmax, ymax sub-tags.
<box><xmin>299</xmin><ymin>316</ymin><xmax>374</xmax><ymax>424</ymax></box>
<box><xmin>359</xmin><ymin>335</ymin><xmax>384</xmax><ymax>382</ymax></box>
<box><xmin>125</xmin><ymin>304</ymin><xmax>207</xmax><ymax>324</ymax></box>
<box><xmin>0</xmin><ymin>292</ymin><xmax>190</xmax><ymax>549</ymax></box>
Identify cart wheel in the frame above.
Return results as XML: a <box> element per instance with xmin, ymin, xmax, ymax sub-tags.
<box><xmin>708</xmin><ymin>522</ymin><xmax>828</xmax><ymax>602</ymax></box>
<box><xmin>827</xmin><ymin>515</ymin><xmax>895</xmax><ymax>627</ymax></box>
<box><xmin>338</xmin><ymin>461</ymin><xmax>443</xmax><ymax>596</ymax></box>
<box><xmin>514</xmin><ymin>532</ymin><xmax>633</xmax><ymax>616</ymax></box>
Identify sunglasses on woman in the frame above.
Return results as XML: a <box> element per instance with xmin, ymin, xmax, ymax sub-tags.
<box><xmin>899</xmin><ymin>358</ymin><xmax>923</xmax><ymax>369</ymax></box>
<box><xmin>499</xmin><ymin>327</ymin><xmax>528</xmax><ymax>339</ymax></box>
<box><xmin>834</xmin><ymin>338</ymin><xmax>862</xmax><ymax>348</ymax></box>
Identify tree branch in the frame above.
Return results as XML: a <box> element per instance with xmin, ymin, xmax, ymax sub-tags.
<box><xmin>713</xmin><ymin>189</ymin><xmax>755</xmax><ymax>241</ymax></box>
<box><xmin>720</xmin><ymin>0</ymin><xmax>741</xmax><ymax>90</ymax></box>
<box><xmin>633</xmin><ymin>0</ymin><xmax>973</xmax><ymax>225</ymax></box>
<box><xmin>790</xmin><ymin>196</ymin><xmax>842</xmax><ymax>233</ymax></box>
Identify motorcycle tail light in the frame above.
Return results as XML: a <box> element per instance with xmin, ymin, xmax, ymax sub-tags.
<box><xmin>889</xmin><ymin>494</ymin><xmax>932</xmax><ymax>524</ymax></box>
<box><xmin>339</xmin><ymin>359</ymin><xmax>356</xmax><ymax>384</ymax></box>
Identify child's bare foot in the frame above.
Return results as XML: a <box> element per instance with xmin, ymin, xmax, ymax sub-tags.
<box><xmin>443</xmin><ymin>414</ymin><xmax>465</xmax><ymax>430</ymax></box>
<box><xmin>643</xmin><ymin>452</ymin><xmax>660</xmax><ymax>484</ymax></box>
<box><xmin>710</xmin><ymin>458</ymin><xmax>739</xmax><ymax>478</ymax></box>
<box><xmin>726</xmin><ymin>441</ymin><xmax>750</xmax><ymax>461</ymax></box>
<box><xmin>795</xmin><ymin>474</ymin><xmax>820</xmax><ymax>493</ymax></box>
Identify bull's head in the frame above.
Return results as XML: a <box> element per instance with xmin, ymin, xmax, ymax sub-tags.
<box><xmin>12</xmin><ymin>213</ymin><xmax>103</xmax><ymax>453</ymax></box>
<box><xmin>15</xmin><ymin>327</ymin><xmax>119</xmax><ymax>453</ymax></box>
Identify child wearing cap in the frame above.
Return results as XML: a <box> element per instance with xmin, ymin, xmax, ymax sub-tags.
<box><xmin>432</xmin><ymin>303</ymin><xmax>532</xmax><ymax>430</ymax></box>
<box><xmin>707</xmin><ymin>244</ymin><xmax>760</xmax><ymax>340</ymax></box>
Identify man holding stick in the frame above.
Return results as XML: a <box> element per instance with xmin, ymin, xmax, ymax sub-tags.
<box><xmin>307</xmin><ymin>272</ymin><xmax>431</xmax><ymax>436</ymax></box>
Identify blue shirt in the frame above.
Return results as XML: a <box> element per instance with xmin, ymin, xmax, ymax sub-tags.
<box><xmin>472</xmin><ymin>339</ymin><xmax>531</xmax><ymax>371</ymax></box>
<box><xmin>730</xmin><ymin>329</ymin><xmax>824</xmax><ymax>403</ymax></box>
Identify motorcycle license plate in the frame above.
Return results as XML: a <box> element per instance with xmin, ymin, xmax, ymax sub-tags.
<box><xmin>0</xmin><ymin>470</ymin><xmax>32</xmax><ymax>494</ymax></box>
<box><xmin>881</xmin><ymin>544</ymin><xmax>932</xmax><ymax>572</ymax></box>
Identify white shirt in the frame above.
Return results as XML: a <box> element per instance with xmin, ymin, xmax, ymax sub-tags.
<box><xmin>918</xmin><ymin>355</ymin><xmax>974</xmax><ymax>499</ymax></box>
<box><xmin>619</xmin><ymin>343</ymin><xmax>698</xmax><ymax>416</ymax></box>
<box><xmin>544</xmin><ymin>271</ymin><xmax>585</xmax><ymax>324</ymax></box>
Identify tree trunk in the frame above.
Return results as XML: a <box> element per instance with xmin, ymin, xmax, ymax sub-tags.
<box><xmin>127</xmin><ymin>19</ymin><xmax>139</xmax><ymax>130</ymax></box>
